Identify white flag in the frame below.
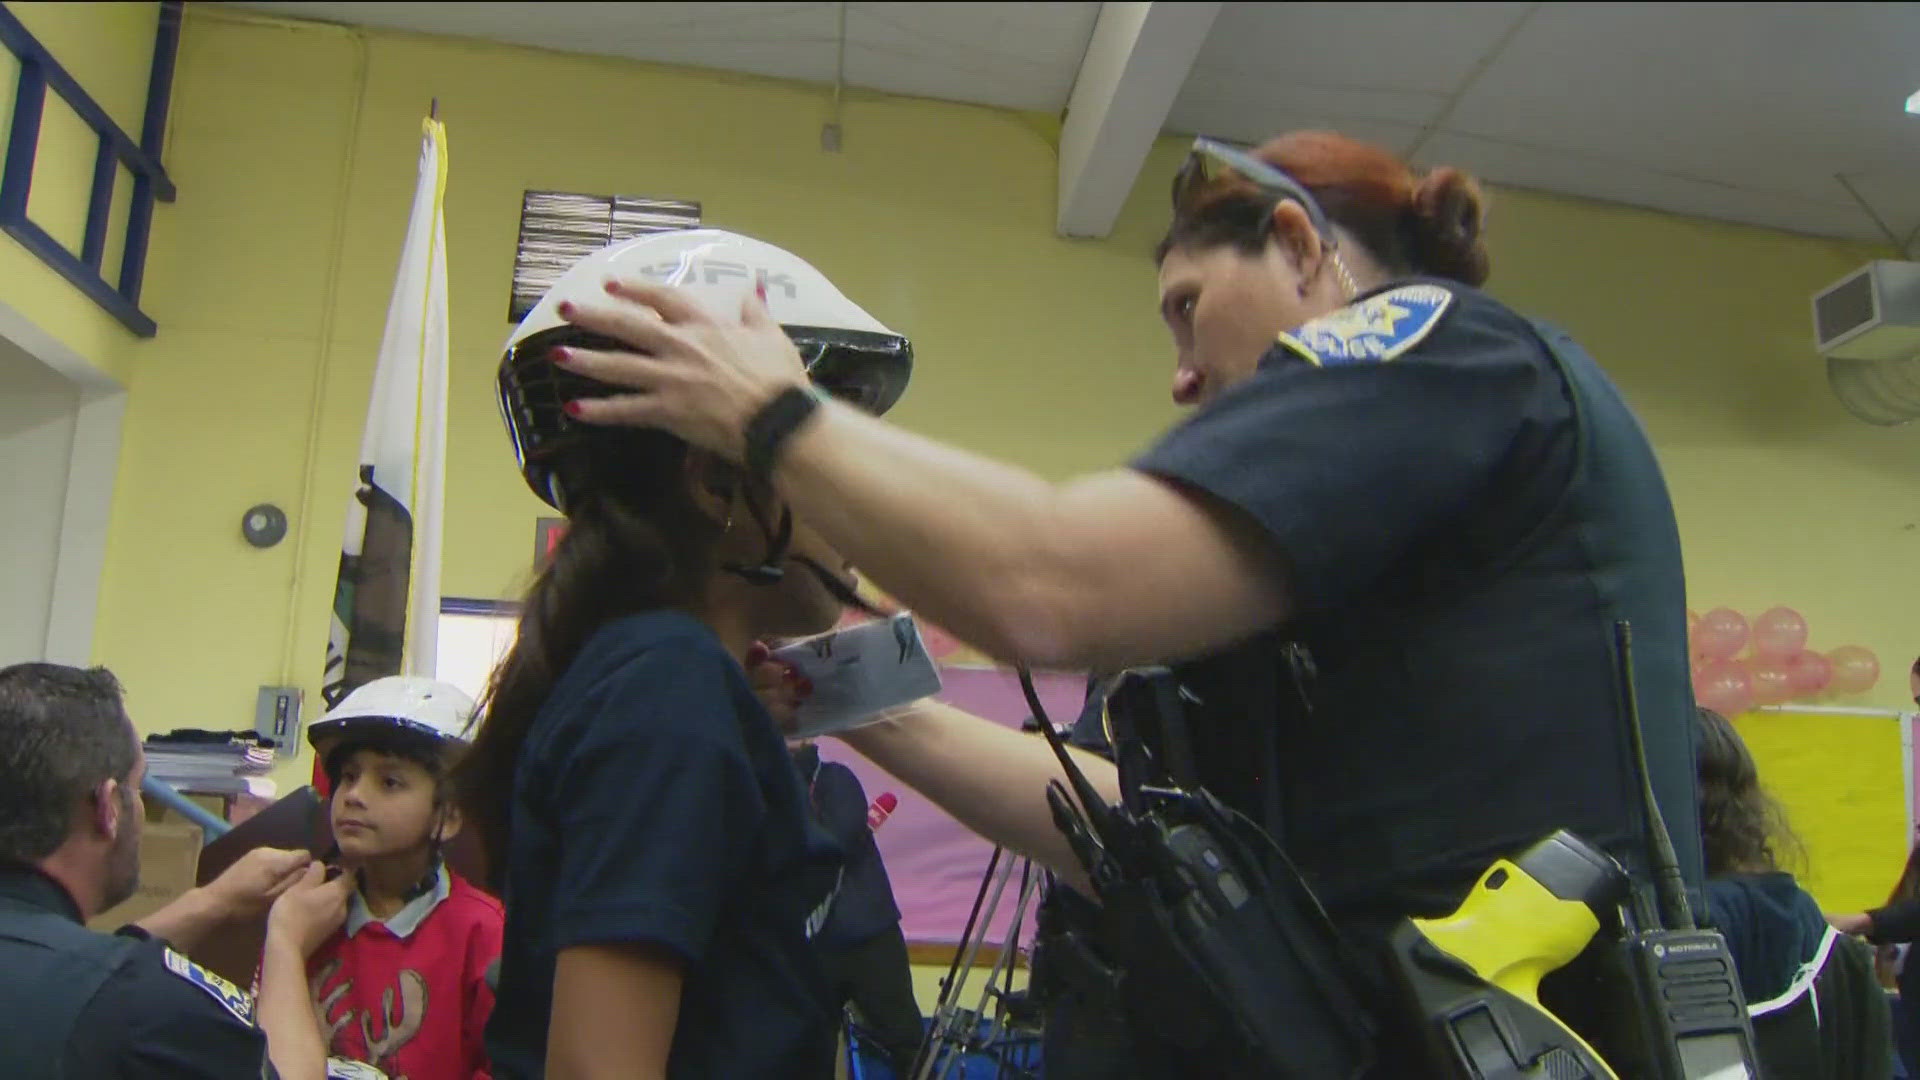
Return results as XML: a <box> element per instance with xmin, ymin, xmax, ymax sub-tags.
<box><xmin>321</xmin><ymin>116</ymin><xmax>450</xmax><ymax>718</ymax></box>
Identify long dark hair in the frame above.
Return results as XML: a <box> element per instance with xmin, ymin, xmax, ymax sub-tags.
<box><xmin>1693</xmin><ymin>707</ymin><xmax>1805</xmax><ymax>877</ymax></box>
<box><xmin>453</xmin><ymin>429</ymin><xmax>724</xmax><ymax>885</ymax></box>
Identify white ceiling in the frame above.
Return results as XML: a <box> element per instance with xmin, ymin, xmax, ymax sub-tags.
<box><xmin>225</xmin><ymin>1</ymin><xmax>1920</xmax><ymax>245</ymax></box>
<box><xmin>224</xmin><ymin>2</ymin><xmax>1103</xmax><ymax>113</ymax></box>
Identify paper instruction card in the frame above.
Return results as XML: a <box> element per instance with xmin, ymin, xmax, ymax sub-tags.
<box><xmin>774</xmin><ymin>612</ymin><xmax>944</xmax><ymax>738</ymax></box>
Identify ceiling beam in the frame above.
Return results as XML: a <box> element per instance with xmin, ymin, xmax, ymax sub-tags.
<box><xmin>1057</xmin><ymin>1</ymin><xmax>1221</xmax><ymax>239</ymax></box>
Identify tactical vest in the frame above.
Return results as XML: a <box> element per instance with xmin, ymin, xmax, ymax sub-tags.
<box><xmin>0</xmin><ymin>894</ymin><xmax>143</xmax><ymax>1080</ymax></box>
<box><xmin>1038</xmin><ymin>315</ymin><xmax>1705</xmax><ymax>1079</ymax></box>
<box><xmin>1173</xmin><ymin>316</ymin><xmax>1703</xmax><ymax>927</ymax></box>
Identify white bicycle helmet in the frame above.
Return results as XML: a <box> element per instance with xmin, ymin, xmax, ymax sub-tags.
<box><xmin>498</xmin><ymin>228</ymin><xmax>913</xmax><ymax>511</ymax></box>
<box><xmin>307</xmin><ymin>676</ymin><xmax>474</xmax><ymax>778</ymax></box>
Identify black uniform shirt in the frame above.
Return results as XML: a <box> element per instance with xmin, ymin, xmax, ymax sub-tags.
<box><xmin>0</xmin><ymin>865</ymin><xmax>275</xmax><ymax>1079</ymax></box>
<box><xmin>1132</xmin><ymin>278</ymin><xmax>1701</xmax><ymax>929</ymax></box>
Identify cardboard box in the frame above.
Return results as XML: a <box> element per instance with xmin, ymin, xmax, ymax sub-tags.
<box><xmin>88</xmin><ymin>817</ymin><xmax>204</xmax><ymax>931</ymax></box>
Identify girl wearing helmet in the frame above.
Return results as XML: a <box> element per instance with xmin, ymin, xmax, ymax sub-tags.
<box><xmin>458</xmin><ymin>230</ymin><xmax>911</xmax><ymax>1080</ymax></box>
<box><xmin>303</xmin><ymin>676</ymin><xmax>503</xmax><ymax>1080</ymax></box>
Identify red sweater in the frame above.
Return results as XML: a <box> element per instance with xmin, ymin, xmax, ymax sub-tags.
<box><xmin>308</xmin><ymin>869</ymin><xmax>503</xmax><ymax>1080</ymax></box>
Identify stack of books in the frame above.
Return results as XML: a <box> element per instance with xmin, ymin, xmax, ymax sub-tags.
<box><xmin>144</xmin><ymin>731</ymin><xmax>277</xmax><ymax>797</ymax></box>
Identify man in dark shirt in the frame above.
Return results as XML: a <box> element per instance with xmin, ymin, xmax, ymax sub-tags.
<box><xmin>0</xmin><ymin>662</ymin><xmax>353</xmax><ymax>1080</ymax></box>
<box><xmin>791</xmin><ymin>740</ymin><xmax>924</xmax><ymax>1072</ymax></box>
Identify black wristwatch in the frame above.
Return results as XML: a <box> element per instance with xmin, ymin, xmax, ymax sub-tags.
<box><xmin>743</xmin><ymin>385</ymin><xmax>825</xmax><ymax>483</ymax></box>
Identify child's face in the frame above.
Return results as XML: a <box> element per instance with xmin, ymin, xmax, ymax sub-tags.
<box><xmin>330</xmin><ymin>748</ymin><xmax>444</xmax><ymax>861</ymax></box>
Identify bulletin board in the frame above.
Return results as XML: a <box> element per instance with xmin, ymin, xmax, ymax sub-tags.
<box><xmin>1736</xmin><ymin>706</ymin><xmax>1914</xmax><ymax>913</ymax></box>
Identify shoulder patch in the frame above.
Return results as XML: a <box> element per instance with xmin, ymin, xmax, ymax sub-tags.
<box><xmin>162</xmin><ymin>947</ymin><xmax>253</xmax><ymax>1024</ymax></box>
<box><xmin>1276</xmin><ymin>283</ymin><xmax>1455</xmax><ymax>367</ymax></box>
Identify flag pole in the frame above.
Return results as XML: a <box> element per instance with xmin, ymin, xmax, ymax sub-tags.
<box><xmin>317</xmin><ymin>107</ymin><xmax>451</xmax><ymax>788</ymax></box>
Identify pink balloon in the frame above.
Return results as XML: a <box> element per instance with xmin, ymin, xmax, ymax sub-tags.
<box><xmin>1749</xmin><ymin>660</ymin><xmax>1794</xmax><ymax>705</ymax></box>
<box><xmin>1694</xmin><ymin>659</ymin><xmax>1755</xmax><ymax>716</ymax></box>
<box><xmin>1786</xmin><ymin>650</ymin><xmax>1832</xmax><ymax>694</ymax></box>
<box><xmin>1751</xmin><ymin>607</ymin><xmax>1809</xmax><ymax>661</ymax></box>
<box><xmin>1693</xmin><ymin>608</ymin><xmax>1750</xmax><ymax>662</ymax></box>
<box><xmin>1827</xmin><ymin>646</ymin><xmax>1881</xmax><ymax>694</ymax></box>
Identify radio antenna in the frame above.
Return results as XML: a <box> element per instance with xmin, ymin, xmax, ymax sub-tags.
<box><xmin>1615</xmin><ymin>621</ymin><xmax>1694</xmax><ymax>930</ymax></box>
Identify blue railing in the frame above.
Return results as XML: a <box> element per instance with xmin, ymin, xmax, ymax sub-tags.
<box><xmin>142</xmin><ymin>773</ymin><xmax>234</xmax><ymax>839</ymax></box>
<box><xmin>0</xmin><ymin>1</ymin><xmax>181</xmax><ymax>337</ymax></box>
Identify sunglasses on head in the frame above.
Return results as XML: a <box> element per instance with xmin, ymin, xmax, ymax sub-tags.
<box><xmin>1171</xmin><ymin>137</ymin><xmax>1334</xmax><ymax>240</ymax></box>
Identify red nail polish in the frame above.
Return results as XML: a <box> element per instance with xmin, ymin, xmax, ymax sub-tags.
<box><xmin>557</xmin><ymin>300</ymin><xmax>575</xmax><ymax>318</ymax></box>
<box><xmin>755</xmin><ymin>278</ymin><xmax>768</xmax><ymax>303</ymax></box>
<box><xmin>562</xmin><ymin>400</ymin><xmax>583</xmax><ymax>418</ymax></box>
<box><xmin>550</xmin><ymin>346</ymin><xmax>571</xmax><ymax>364</ymax></box>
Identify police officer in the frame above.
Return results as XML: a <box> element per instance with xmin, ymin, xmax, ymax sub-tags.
<box><xmin>550</xmin><ymin>128</ymin><xmax>1702</xmax><ymax>1071</ymax></box>
<box><xmin>0</xmin><ymin>662</ymin><xmax>366</xmax><ymax>1079</ymax></box>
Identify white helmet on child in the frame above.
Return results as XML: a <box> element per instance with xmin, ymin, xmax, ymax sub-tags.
<box><xmin>497</xmin><ymin>228</ymin><xmax>913</xmax><ymax>510</ymax></box>
<box><xmin>307</xmin><ymin>676</ymin><xmax>474</xmax><ymax>774</ymax></box>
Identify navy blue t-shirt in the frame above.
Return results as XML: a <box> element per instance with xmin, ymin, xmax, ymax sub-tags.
<box><xmin>1703</xmin><ymin>872</ymin><xmax>1829</xmax><ymax>1004</ymax></box>
<box><xmin>485</xmin><ymin>611</ymin><xmax>843</xmax><ymax>1079</ymax></box>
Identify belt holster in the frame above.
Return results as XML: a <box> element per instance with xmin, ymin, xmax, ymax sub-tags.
<box><xmin>1035</xmin><ymin>667</ymin><xmax>1380</xmax><ymax>1079</ymax></box>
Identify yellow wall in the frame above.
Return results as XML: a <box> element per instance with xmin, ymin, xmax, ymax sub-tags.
<box><xmin>90</xmin><ymin>10</ymin><xmax>1919</xmax><ymax>864</ymax></box>
<box><xmin>95</xmin><ymin>8</ymin><xmax>1187</xmax><ymax>764</ymax></box>
<box><xmin>0</xmin><ymin>2</ymin><xmax>158</xmax><ymax>386</ymax></box>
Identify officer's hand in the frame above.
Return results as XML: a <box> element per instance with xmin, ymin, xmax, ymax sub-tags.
<box><xmin>266</xmin><ymin>861</ymin><xmax>356</xmax><ymax>958</ymax></box>
<box><xmin>204</xmin><ymin>846</ymin><xmax>313</xmax><ymax>916</ymax></box>
<box><xmin>553</xmin><ymin>278</ymin><xmax>811</xmax><ymax>462</ymax></box>
<box><xmin>1828</xmin><ymin>911</ymin><xmax>1872</xmax><ymax>936</ymax></box>
<box><xmin>746</xmin><ymin>641</ymin><xmax>811</xmax><ymax>735</ymax></box>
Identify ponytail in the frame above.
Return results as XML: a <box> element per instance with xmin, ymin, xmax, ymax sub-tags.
<box><xmin>1158</xmin><ymin>129</ymin><xmax>1493</xmax><ymax>288</ymax></box>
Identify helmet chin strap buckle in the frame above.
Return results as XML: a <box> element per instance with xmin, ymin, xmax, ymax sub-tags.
<box><xmin>727</xmin><ymin>562</ymin><xmax>786</xmax><ymax>585</ymax></box>
<box><xmin>722</xmin><ymin>506</ymin><xmax>795</xmax><ymax>586</ymax></box>
<box><xmin>719</xmin><ymin>504</ymin><xmax>885</xmax><ymax>620</ymax></box>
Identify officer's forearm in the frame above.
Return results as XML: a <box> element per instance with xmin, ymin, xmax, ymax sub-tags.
<box><xmin>842</xmin><ymin>700</ymin><xmax>1118</xmax><ymax>893</ymax></box>
<box><xmin>774</xmin><ymin>405</ymin><xmax>1289</xmax><ymax>671</ymax></box>
<box><xmin>257</xmin><ymin>931</ymin><xmax>327</xmax><ymax>1080</ymax></box>
<box><xmin>132</xmin><ymin>885</ymin><xmax>228</xmax><ymax>951</ymax></box>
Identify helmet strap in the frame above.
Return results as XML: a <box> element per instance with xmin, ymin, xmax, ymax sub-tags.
<box><xmin>714</xmin><ymin>488</ymin><xmax>885</xmax><ymax>619</ymax></box>
<box><xmin>790</xmin><ymin>555</ymin><xmax>885</xmax><ymax>617</ymax></box>
<box><xmin>720</xmin><ymin>492</ymin><xmax>793</xmax><ymax>586</ymax></box>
